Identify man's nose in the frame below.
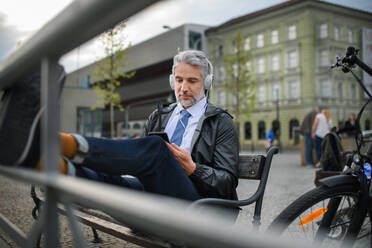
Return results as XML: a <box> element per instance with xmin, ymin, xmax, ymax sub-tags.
<box><xmin>180</xmin><ymin>82</ymin><xmax>189</xmax><ymax>92</ymax></box>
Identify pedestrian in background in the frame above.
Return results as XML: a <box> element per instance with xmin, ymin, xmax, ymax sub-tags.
<box><xmin>343</xmin><ymin>112</ymin><xmax>358</xmax><ymax>136</ymax></box>
<box><xmin>265</xmin><ymin>127</ymin><xmax>275</xmax><ymax>150</ymax></box>
<box><xmin>312</xmin><ymin>109</ymin><xmax>333</xmax><ymax>168</ymax></box>
<box><xmin>300</xmin><ymin>108</ymin><xmax>320</xmax><ymax>167</ymax></box>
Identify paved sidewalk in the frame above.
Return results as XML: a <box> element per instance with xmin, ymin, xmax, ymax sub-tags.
<box><xmin>236</xmin><ymin>151</ymin><xmax>316</xmax><ymax>229</ymax></box>
<box><xmin>0</xmin><ymin>151</ymin><xmax>317</xmax><ymax>247</ymax></box>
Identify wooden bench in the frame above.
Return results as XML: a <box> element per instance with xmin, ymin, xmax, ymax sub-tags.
<box><xmin>31</xmin><ymin>146</ymin><xmax>278</xmax><ymax>248</ymax></box>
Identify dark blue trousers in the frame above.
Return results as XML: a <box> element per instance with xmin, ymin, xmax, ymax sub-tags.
<box><xmin>304</xmin><ymin>134</ymin><xmax>314</xmax><ymax>165</ymax></box>
<box><xmin>315</xmin><ymin>135</ymin><xmax>323</xmax><ymax>162</ymax></box>
<box><xmin>76</xmin><ymin>136</ymin><xmax>201</xmax><ymax>201</ymax></box>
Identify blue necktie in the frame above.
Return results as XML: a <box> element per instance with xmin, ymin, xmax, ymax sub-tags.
<box><xmin>170</xmin><ymin>110</ymin><xmax>191</xmax><ymax>146</ymax></box>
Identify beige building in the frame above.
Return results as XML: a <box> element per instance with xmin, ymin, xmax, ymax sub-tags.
<box><xmin>207</xmin><ymin>0</ymin><xmax>372</xmax><ymax>150</ymax></box>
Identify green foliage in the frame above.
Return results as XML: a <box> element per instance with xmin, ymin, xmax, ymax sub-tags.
<box><xmin>223</xmin><ymin>29</ymin><xmax>256</xmax><ymax>122</ymax></box>
<box><xmin>91</xmin><ymin>21</ymin><xmax>135</xmax><ymax>137</ymax></box>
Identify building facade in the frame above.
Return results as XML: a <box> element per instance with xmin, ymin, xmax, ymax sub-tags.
<box><xmin>207</xmin><ymin>0</ymin><xmax>372</xmax><ymax>150</ymax></box>
<box><xmin>62</xmin><ymin>0</ymin><xmax>372</xmax><ymax>149</ymax></box>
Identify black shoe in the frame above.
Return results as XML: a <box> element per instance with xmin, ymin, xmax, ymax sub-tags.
<box><xmin>0</xmin><ymin>65</ymin><xmax>65</xmax><ymax>167</ymax></box>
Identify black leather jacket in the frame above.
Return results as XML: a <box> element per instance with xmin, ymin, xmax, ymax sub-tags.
<box><xmin>143</xmin><ymin>102</ymin><xmax>239</xmax><ymax>200</ymax></box>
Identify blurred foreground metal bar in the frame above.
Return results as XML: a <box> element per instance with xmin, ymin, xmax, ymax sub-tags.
<box><xmin>0</xmin><ymin>0</ymin><xmax>158</xmax><ymax>89</ymax></box>
<box><xmin>0</xmin><ymin>166</ymin><xmax>314</xmax><ymax>248</ymax></box>
<box><xmin>0</xmin><ymin>213</ymin><xmax>26</xmax><ymax>246</ymax></box>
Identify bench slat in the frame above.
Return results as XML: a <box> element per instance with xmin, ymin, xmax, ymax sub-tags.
<box><xmin>54</xmin><ymin>203</ymin><xmax>170</xmax><ymax>248</ymax></box>
<box><xmin>238</xmin><ymin>155</ymin><xmax>266</xmax><ymax>180</ymax></box>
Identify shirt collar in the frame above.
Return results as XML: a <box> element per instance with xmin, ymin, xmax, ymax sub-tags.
<box><xmin>176</xmin><ymin>97</ymin><xmax>207</xmax><ymax>117</ymax></box>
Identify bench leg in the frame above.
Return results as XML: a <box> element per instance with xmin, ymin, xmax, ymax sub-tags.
<box><xmin>91</xmin><ymin>228</ymin><xmax>102</xmax><ymax>243</ymax></box>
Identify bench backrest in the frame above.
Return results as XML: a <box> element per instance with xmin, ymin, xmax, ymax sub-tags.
<box><xmin>238</xmin><ymin>154</ymin><xmax>266</xmax><ymax>180</ymax></box>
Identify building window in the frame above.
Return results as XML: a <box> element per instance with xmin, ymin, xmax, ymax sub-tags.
<box><xmin>231</xmin><ymin>40</ymin><xmax>238</xmax><ymax>53</ymax></box>
<box><xmin>348</xmin><ymin>29</ymin><xmax>354</xmax><ymax>43</ymax></box>
<box><xmin>270</xmin><ymin>29</ymin><xmax>279</xmax><ymax>44</ymax></box>
<box><xmin>77</xmin><ymin>108</ymin><xmax>102</xmax><ymax>137</ymax></box>
<box><xmin>319</xmin><ymin>79</ymin><xmax>332</xmax><ymax>98</ymax></box>
<box><xmin>347</xmin><ymin>28</ymin><xmax>354</xmax><ymax>43</ymax></box>
<box><xmin>215</xmin><ymin>88</ymin><xmax>226</xmax><ymax>106</ymax></box>
<box><xmin>258</xmin><ymin>121</ymin><xmax>266</xmax><ymax>140</ymax></box>
<box><xmin>366</xmin><ymin>84</ymin><xmax>372</xmax><ymax>99</ymax></box>
<box><xmin>271</xmin><ymin>82</ymin><xmax>280</xmax><ymax>102</ymax></box>
<box><xmin>246</xmin><ymin>87</ymin><xmax>253</xmax><ymax>104</ymax></box>
<box><xmin>230</xmin><ymin>93</ymin><xmax>237</xmax><ymax>105</ymax></box>
<box><xmin>289</xmin><ymin>119</ymin><xmax>299</xmax><ymax>139</ymax></box>
<box><xmin>218</xmin><ymin>66</ymin><xmax>225</xmax><ymax>81</ymax></box>
<box><xmin>218</xmin><ymin>45</ymin><xmax>224</xmax><ymax>57</ymax></box>
<box><xmin>245</xmin><ymin>61</ymin><xmax>252</xmax><ymax>71</ymax></box>
<box><xmin>319</xmin><ymin>49</ymin><xmax>329</xmax><ymax>67</ymax></box>
<box><xmin>272</xmin><ymin>120</ymin><xmax>280</xmax><ymax>139</ymax></box>
<box><xmin>232</xmin><ymin>63</ymin><xmax>239</xmax><ymax>77</ymax></box>
<box><xmin>366</xmin><ymin>119</ymin><xmax>371</xmax><ymax>130</ymax></box>
<box><xmin>80</xmin><ymin>75</ymin><xmax>91</xmax><ymax>88</ymax></box>
<box><xmin>188</xmin><ymin>31</ymin><xmax>202</xmax><ymax>50</ymax></box>
<box><xmin>334</xmin><ymin>26</ymin><xmax>341</xmax><ymax>41</ymax></box>
<box><xmin>319</xmin><ymin>23</ymin><xmax>328</xmax><ymax>38</ymax></box>
<box><xmin>287</xmin><ymin>50</ymin><xmax>298</xmax><ymax>69</ymax></box>
<box><xmin>351</xmin><ymin>83</ymin><xmax>357</xmax><ymax>102</ymax></box>
<box><xmin>256</xmin><ymin>56</ymin><xmax>265</xmax><ymax>74</ymax></box>
<box><xmin>256</xmin><ymin>32</ymin><xmax>264</xmax><ymax>48</ymax></box>
<box><xmin>337</xmin><ymin>82</ymin><xmax>343</xmax><ymax>103</ymax></box>
<box><xmin>271</xmin><ymin>53</ymin><xmax>280</xmax><ymax>72</ymax></box>
<box><xmin>133</xmin><ymin>123</ymin><xmax>141</xmax><ymax>129</ymax></box>
<box><xmin>288</xmin><ymin>24</ymin><xmax>296</xmax><ymax>40</ymax></box>
<box><xmin>245</xmin><ymin>122</ymin><xmax>252</xmax><ymax>140</ymax></box>
<box><xmin>287</xmin><ymin>80</ymin><xmax>299</xmax><ymax>99</ymax></box>
<box><xmin>257</xmin><ymin>84</ymin><xmax>266</xmax><ymax>103</ymax></box>
<box><xmin>244</xmin><ymin>37</ymin><xmax>251</xmax><ymax>51</ymax></box>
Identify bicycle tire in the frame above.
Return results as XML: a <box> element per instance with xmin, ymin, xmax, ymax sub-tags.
<box><xmin>267</xmin><ymin>184</ymin><xmax>371</xmax><ymax>247</ymax></box>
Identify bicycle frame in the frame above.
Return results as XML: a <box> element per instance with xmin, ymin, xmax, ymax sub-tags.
<box><xmin>314</xmin><ymin>46</ymin><xmax>372</xmax><ymax>247</ymax></box>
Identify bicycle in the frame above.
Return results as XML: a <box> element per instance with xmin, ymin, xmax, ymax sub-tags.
<box><xmin>267</xmin><ymin>46</ymin><xmax>372</xmax><ymax>248</ymax></box>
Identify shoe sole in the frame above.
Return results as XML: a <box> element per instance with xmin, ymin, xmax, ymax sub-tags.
<box><xmin>0</xmin><ymin>66</ymin><xmax>65</xmax><ymax>167</ymax></box>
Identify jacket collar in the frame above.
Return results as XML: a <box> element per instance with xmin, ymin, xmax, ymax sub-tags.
<box><xmin>160</xmin><ymin>102</ymin><xmax>229</xmax><ymax>119</ymax></box>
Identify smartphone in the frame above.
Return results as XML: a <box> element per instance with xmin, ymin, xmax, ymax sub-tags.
<box><xmin>148</xmin><ymin>132</ymin><xmax>169</xmax><ymax>142</ymax></box>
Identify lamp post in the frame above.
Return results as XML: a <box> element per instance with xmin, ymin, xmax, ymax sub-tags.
<box><xmin>275</xmin><ymin>88</ymin><xmax>281</xmax><ymax>152</ymax></box>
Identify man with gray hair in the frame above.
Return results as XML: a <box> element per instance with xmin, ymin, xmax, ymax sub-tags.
<box><xmin>0</xmin><ymin>50</ymin><xmax>239</xmax><ymax>202</ymax></box>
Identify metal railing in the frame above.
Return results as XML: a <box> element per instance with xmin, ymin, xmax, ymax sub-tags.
<box><xmin>0</xmin><ymin>1</ymin><xmax>313</xmax><ymax>247</ymax></box>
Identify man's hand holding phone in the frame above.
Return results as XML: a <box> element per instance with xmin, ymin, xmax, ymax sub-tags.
<box><xmin>166</xmin><ymin>142</ymin><xmax>196</xmax><ymax>175</ymax></box>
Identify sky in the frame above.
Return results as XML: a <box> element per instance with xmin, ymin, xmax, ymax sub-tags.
<box><xmin>0</xmin><ymin>0</ymin><xmax>371</xmax><ymax>73</ymax></box>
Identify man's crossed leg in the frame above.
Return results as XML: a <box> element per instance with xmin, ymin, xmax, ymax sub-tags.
<box><xmin>0</xmin><ymin>68</ymin><xmax>201</xmax><ymax>201</ymax></box>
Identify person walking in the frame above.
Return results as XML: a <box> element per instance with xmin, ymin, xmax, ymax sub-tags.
<box><xmin>300</xmin><ymin>108</ymin><xmax>319</xmax><ymax>166</ymax></box>
<box><xmin>312</xmin><ymin>109</ymin><xmax>333</xmax><ymax>168</ymax></box>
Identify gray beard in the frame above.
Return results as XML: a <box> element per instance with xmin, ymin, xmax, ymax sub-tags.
<box><xmin>176</xmin><ymin>89</ymin><xmax>205</xmax><ymax>107</ymax></box>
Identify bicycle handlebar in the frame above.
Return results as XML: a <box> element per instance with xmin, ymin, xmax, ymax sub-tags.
<box><xmin>331</xmin><ymin>46</ymin><xmax>372</xmax><ymax>99</ymax></box>
<box><xmin>331</xmin><ymin>46</ymin><xmax>372</xmax><ymax>76</ymax></box>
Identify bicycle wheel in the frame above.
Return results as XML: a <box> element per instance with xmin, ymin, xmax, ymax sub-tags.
<box><xmin>267</xmin><ymin>184</ymin><xmax>371</xmax><ymax>247</ymax></box>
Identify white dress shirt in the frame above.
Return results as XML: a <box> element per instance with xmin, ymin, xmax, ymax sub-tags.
<box><xmin>164</xmin><ymin>98</ymin><xmax>207</xmax><ymax>153</ymax></box>
<box><xmin>315</xmin><ymin>113</ymin><xmax>333</xmax><ymax>138</ymax></box>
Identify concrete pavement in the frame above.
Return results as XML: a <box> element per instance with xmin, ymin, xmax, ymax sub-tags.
<box><xmin>236</xmin><ymin>151</ymin><xmax>317</xmax><ymax>229</ymax></box>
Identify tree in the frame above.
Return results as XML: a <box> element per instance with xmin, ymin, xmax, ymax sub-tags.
<box><xmin>223</xmin><ymin>29</ymin><xmax>256</xmax><ymax>142</ymax></box>
<box><xmin>92</xmin><ymin>21</ymin><xmax>135</xmax><ymax>138</ymax></box>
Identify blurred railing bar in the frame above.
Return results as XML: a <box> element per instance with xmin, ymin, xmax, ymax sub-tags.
<box><xmin>0</xmin><ymin>166</ymin><xmax>315</xmax><ymax>248</ymax></box>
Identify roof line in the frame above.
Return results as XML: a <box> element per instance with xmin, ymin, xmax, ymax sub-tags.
<box><xmin>206</xmin><ymin>0</ymin><xmax>371</xmax><ymax>33</ymax></box>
